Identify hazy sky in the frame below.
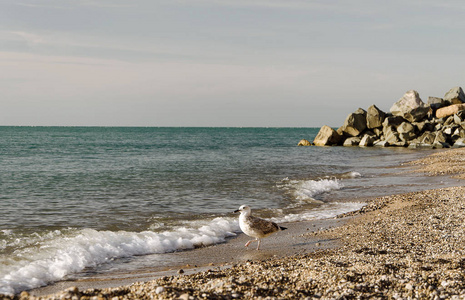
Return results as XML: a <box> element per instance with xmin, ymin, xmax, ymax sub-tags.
<box><xmin>1</xmin><ymin>0</ymin><xmax>465</xmax><ymax>127</ymax></box>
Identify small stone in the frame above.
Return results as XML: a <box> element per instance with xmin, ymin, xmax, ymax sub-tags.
<box><xmin>155</xmin><ymin>286</ymin><xmax>165</xmax><ymax>294</ymax></box>
<box><xmin>179</xmin><ymin>293</ymin><xmax>190</xmax><ymax>300</ymax></box>
<box><xmin>65</xmin><ymin>286</ymin><xmax>80</xmax><ymax>294</ymax></box>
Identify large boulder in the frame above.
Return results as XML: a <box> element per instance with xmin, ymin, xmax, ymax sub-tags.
<box><xmin>366</xmin><ymin>105</ymin><xmax>386</xmax><ymax>129</ymax></box>
<box><xmin>436</xmin><ymin>103</ymin><xmax>465</xmax><ymax>119</ymax></box>
<box><xmin>397</xmin><ymin>122</ymin><xmax>416</xmax><ymax>142</ymax></box>
<box><xmin>434</xmin><ymin>131</ymin><xmax>449</xmax><ymax>146</ymax></box>
<box><xmin>341</xmin><ymin>108</ymin><xmax>367</xmax><ymax>137</ymax></box>
<box><xmin>312</xmin><ymin>125</ymin><xmax>341</xmax><ymax>146</ymax></box>
<box><xmin>383</xmin><ymin>126</ymin><xmax>400</xmax><ymax>144</ymax></box>
<box><xmin>373</xmin><ymin>140</ymin><xmax>390</xmax><ymax>147</ymax></box>
<box><xmin>413</xmin><ymin>120</ymin><xmax>434</xmax><ymax>133</ymax></box>
<box><xmin>359</xmin><ymin>134</ymin><xmax>376</xmax><ymax>147</ymax></box>
<box><xmin>383</xmin><ymin>115</ymin><xmax>406</xmax><ymax>128</ymax></box>
<box><xmin>443</xmin><ymin>87</ymin><xmax>465</xmax><ymax>105</ymax></box>
<box><xmin>390</xmin><ymin>90</ymin><xmax>430</xmax><ymax>122</ymax></box>
<box><xmin>428</xmin><ymin>97</ymin><xmax>445</xmax><ymax>110</ymax></box>
<box><xmin>343</xmin><ymin>137</ymin><xmax>361</xmax><ymax>146</ymax></box>
<box><xmin>418</xmin><ymin>131</ymin><xmax>436</xmax><ymax>145</ymax></box>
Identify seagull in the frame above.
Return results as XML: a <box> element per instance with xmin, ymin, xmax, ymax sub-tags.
<box><xmin>234</xmin><ymin>205</ymin><xmax>287</xmax><ymax>250</ymax></box>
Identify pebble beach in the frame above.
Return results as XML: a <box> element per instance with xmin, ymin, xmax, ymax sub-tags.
<box><xmin>5</xmin><ymin>148</ymin><xmax>465</xmax><ymax>300</ymax></box>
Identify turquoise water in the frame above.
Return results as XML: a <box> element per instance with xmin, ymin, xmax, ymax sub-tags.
<box><xmin>0</xmin><ymin>126</ymin><xmax>452</xmax><ymax>294</ymax></box>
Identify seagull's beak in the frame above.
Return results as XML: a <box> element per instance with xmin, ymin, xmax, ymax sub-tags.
<box><xmin>234</xmin><ymin>209</ymin><xmax>240</xmax><ymax>213</ymax></box>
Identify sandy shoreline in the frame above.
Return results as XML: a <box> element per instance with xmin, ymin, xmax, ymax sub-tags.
<box><xmin>5</xmin><ymin>148</ymin><xmax>465</xmax><ymax>299</ymax></box>
<box><xmin>27</xmin><ymin>217</ymin><xmax>348</xmax><ymax>297</ymax></box>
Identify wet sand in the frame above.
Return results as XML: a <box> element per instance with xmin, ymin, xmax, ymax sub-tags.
<box><xmin>7</xmin><ymin>148</ymin><xmax>465</xmax><ymax>299</ymax></box>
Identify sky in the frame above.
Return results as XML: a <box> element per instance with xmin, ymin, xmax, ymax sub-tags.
<box><xmin>1</xmin><ymin>0</ymin><xmax>465</xmax><ymax>127</ymax></box>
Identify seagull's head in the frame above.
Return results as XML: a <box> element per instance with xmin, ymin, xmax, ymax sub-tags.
<box><xmin>234</xmin><ymin>205</ymin><xmax>251</xmax><ymax>215</ymax></box>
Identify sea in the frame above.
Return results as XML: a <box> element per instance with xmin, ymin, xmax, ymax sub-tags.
<box><xmin>0</xmin><ymin>126</ymin><xmax>458</xmax><ymax>295</ymax></box>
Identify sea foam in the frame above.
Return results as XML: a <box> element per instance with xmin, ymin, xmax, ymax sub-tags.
<box><xmin>279</xmin><ymin>177</ymin><xmax>344</xmax><ymax>204</ymax></box>
<box><xmin>0</xmin><ymin>218</ymin><xmax>239</xmax><ymax>295</ymax></box>
<box><xmin>272</xmin><ymin>202</ymin><xmax>366</xmax><ymax>223</ymax></box>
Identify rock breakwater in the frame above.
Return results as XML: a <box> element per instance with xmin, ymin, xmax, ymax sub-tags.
<box><xmin>308</xmin><ymin>86</ymin><xmax>465</xmax><ymax>148</ymax></box>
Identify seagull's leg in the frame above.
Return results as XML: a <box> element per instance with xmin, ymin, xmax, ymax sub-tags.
<box><xmin>245</xmin><ymin>240</ymin><xmax>253</xmax><ymax>248</ymax></box>
<box><xmin>256</xmin><ymin>239</ymin><xmax>261</xmax><ymax>250</ymax></box>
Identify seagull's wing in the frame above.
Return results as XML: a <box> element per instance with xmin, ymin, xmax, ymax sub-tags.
<box><xmin>248</xmin><ymin>216</ymin><xmax>280</xmax><ymax>235</ymax></box>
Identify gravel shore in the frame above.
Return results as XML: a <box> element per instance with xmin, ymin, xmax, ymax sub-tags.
<box><xmin>5</xmin><ymin>148</ymin><xmax>465</xmax><ymax>300</ymax></box>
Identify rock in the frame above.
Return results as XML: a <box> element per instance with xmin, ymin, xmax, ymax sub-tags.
<box><xmin>443</xmin><ymin>127</ymin><xmax>454</xmax><ymax>136</ymax></box>
<box><xmin>310</xmin><ymin>87</ymin><xmax>465</xmax><ymax>148</ymax></box>
<box><xmin>398</xmin><ymin>123</ymin><xmax>414</xmax><ymax>134</ymax></box>
<box><xmin>435</xmin><ymin>131</ymin><xmax>448</xmax><ymax>143</ymax></box>
<box><xmin>444</xmin><ymin>115</ymin><xmax>455</xmax><ymax>126</ymax></box>
<box><xmin>341</xmin><ymin>108</ymin><xmax>367</xmax><ymax>137</ymax></box>
<box><xmin>155</xmin><ymin>286</ymin><xmax>165</xmax><ymax>294</ymax></box>
<box><xmin>399</xmin><ymin>132</ymin><xmax>416</xmax><ymax>143</ymax></box>
<box><xmin>433</xmin><ymin>131</ymin><xmax>450</xmax><ymax>148</ymax></box>
<box><xmin>384</xmin><ymin>130</ymin><xmax>400</xmax><ymax>145</ymax></box>
<box><xmin>433</xmin><ymin>142</ymin><xmax>449</xmax><ymax>149</ymax></box>
<box><xmin>359</xmin><ymin>134</ymin><xmax>376</xmax><ymax>147</ymax></box>
<box><xmin>383</xmin><ymin>115</ymin><xmax>405</xmax><ymax>128</ymax></box>
<box><xmin>373</xmin><ymin>140</ymin><xmax>389</xmax><ymax>147</ymax></box>
<box><xmin>408</xmin><ymin>142</ymin><xmax>433</xmax><ymax>149</ymax></box>
<box><xmin>312</xmin><ymin>126</ymin><xmax>341</xmax><ymax>146</ymax></box>
<box><xmin>179</xmin><ymin>293</ymin><xmax>190</xmax><ymax>300</ymax></box>
<box><xmin>428</xmin><ymin>97</ymin><xmax>445</xmax><ymax>110</ymax></box>
<box><xmin>454</xmin><ymin>111</ymin><xmax>465</xmax><ymax>124</ymax></box>
<box><xmin>373</xmin><ymin>128</ymin><xmax>383</xmax><ymax>137</ymax></box>
<box><xmin>418</xmin><ymin>131</ymin><xmax>436</xmax><ymax>145</ymax></box>
<box><xmin>366</xmin><ymin>105</ymin><xmax>386</xmax><ymax>129</ymax></box>
<box><xmin>390</xmin><ymin>90</ymin><xmax>430</xmax><ymax>122</ymax></box>
<box><xmin>456</xmin><ymin>128</ymin><xmax>465</xmax><ymax>138</ymax></box>
<box><xmin>397</xmin><ymin>122</ymin><xmax>416</xmax><ymax>142</ymax></box>
<box><xmin>343</xmin><ymin>137</ymin><xmax>361</xmax><ymax>146</ymax></box>
<box><xmin>298</xmin><ymin>139</ymin><xmax>312</xmax><ymax>146</ymax></box>
<box><xmin>451</xmin><ymin>128</ymin><xmax>463</xmax><ymax>143</ymax></box>
<box><xmin>453</xmin><ymin>138</ymin><xmax>465</xmax><ymax>148</ymax></box>
<box><xmin>436</xmin><ymin>103</ymin><xmax>465</xmax><ymax>119</ymax></box>
<box><xmin>383</xmin><ymin>126</ymin><xmax>400</xmax><ymax>144</ymax></box>
<box><xmin>391</xmin><ymin>141</ymin><xmax>407</xmax><ymax>147</ymax></box>
<box><xmin>443</xmin><ymin>87</ymin><xmax>465</xmax><ymax>105</ymax></box>
<box><xmin>413</xmin><ymin>120</ymin><xmax>434</xmax><ymax>133</ymax></box>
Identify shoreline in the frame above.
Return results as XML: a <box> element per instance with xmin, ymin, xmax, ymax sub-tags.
<box><xmin>6</xmin><ymin>148</ymin><xmax>465</xmax><ymax>299</ymax></box>
<box><xmin>27</xmin><ymin>217</ymin><xmax>349</xmax><ymax>297</ymax></box>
